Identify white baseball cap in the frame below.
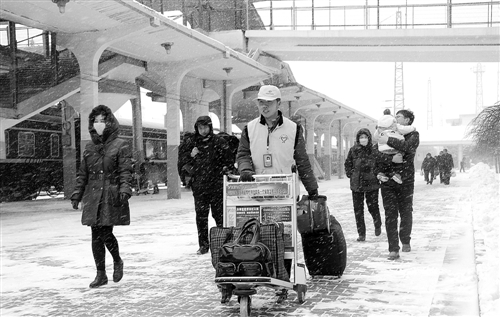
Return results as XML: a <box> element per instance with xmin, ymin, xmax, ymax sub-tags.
<box><xmin>257</xmin><ymin>85</ymin><xmax>281</xmax><ymax>101</ymax></box>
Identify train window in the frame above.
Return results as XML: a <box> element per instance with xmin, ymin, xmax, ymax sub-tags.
<box><xmin>50</xmin><ymin>134</ymin><xmax>60</xmax><ymax>157</ymax></box>
<box><xmin>18</xmin><ymin>132</ymin><xmax>35</xmax><ymax>157</ymax></box>
<box><xmin>145</xmin><ymin>141</ymin><xmax>154</xmax><ymax>159</ymax></box>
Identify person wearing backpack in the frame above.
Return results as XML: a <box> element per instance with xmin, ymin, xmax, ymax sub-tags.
<box><xmin>178</xmin><ymin>116</ymin><xmax>233</xmax><ymax>255</ymax></box>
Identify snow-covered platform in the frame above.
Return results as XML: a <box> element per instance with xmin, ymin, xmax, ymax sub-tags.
<box><xmin>1</xmin><ymin>166</ymin><xmax>498</xmax><ymax>316</ymax></box>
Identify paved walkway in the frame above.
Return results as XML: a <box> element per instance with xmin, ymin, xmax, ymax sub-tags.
<box><xmin>0</xmin><ymin>174</ymin><xmax>479</xmax><ymax>316</ymax></box>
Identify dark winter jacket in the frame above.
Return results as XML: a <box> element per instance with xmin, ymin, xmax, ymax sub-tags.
<box><xmin>178</xmin><ymin>116</ymin><xmax>232</xmax><ymax>196</ymax></box>
<box><xmin>443</xmin><ymin>153</ymin><xmax>454</xmax><ymax>170</ymax></box>
<box><xmin>344</xmin><ymin>129</ymin><xmax>380</xmax><ymax>192</ymax></box>
<box><xmin>71</xmin><ymin>105</ymin><xmax>133</xmax><ymax>226</ymax></box>
<box><xmin>421</xmin><ymin>155</ymin><xmax>436</xmax><ymax>171</ymax></box>
<box><xmin>237</xmin><ymin>110</ymin><xmax>318</xmax><ymax>194</ymax></box>
<box><xmin>377</xmin><ymin>129</ymin><xmax>420</xmax><ymax>184</ymax></box>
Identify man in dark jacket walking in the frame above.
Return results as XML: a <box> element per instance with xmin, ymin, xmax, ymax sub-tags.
<box><xmin>421</xmin><ymin>153</ymin><xmax>436</xmax><ymax>185</ymax></box>
<box><xmin>376</xmin><ymin>109</ymin><xmax>419</xmax><ymax>260</ymax></box>
<box><xmin>441</xmin><ymin>149</ymin><xmax>454</xmax><ymax>185</ymax></box>
<box><xmin>178</xmin><ymin>116</ymin><xmax>233</xmax><ymax>255</ymax></box>
<box><xmin>344</xmin><ymin>128</ymin><xmax>382</xmax><ymax>242</ymax></box>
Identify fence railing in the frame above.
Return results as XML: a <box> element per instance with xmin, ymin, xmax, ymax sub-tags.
<box><xmin>135</xmin><ymin>0</ymin><xmax>499</xmax><ymax>31</ymax></box>
<box><xmin>252</xmin><ymin>0</ymin><xmax>500</xmax><ymax>30</ymax></box>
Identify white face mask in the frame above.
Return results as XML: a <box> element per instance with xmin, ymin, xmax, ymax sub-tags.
<box><xmin>94</xmin><ymin>122</ymin><xmax>106</xmax><ymax>135</ymax></box>
<box><xmin>359</xmin><ymin>139</ymin><xmax>368</xmax><ymax>146</ymax></box>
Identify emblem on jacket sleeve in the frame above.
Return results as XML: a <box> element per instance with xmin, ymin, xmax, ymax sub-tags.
<box><xmin>280</xmin><ymin>134</ymin><xmax>289</xmax><ymax>143</ymax></box>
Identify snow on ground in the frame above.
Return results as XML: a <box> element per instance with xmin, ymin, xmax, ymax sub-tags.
<box><xmin>0</xmin><ymin>165</ymin><xmax>498</xmax><ymax>316</ymax></box>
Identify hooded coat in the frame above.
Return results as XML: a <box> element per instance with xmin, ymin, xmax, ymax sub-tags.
<box><xmin>178</xmin><ymin>116</ymin><xmax>232</xmax><ymax>196</ymax></box>
<box><xmin>71</xmin><ymin>105</ymin><xmax>133</xmax><ymax>226</ymax></box>
<box><xmin>344</xmin><ymin>128</ymin><xmax>380</xmax><ymax>192</ymax></box>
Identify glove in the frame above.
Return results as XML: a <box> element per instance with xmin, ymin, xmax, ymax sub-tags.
<box><xmin>377</xmin><ymin>173</ymin><xmax>389</xmax><ymax>182</ymax></box>
<box><xmin>120</xmin><ymin>193</ymin><xmax>131</xmax><ymax>203</ymax></box>
<box><xmin>71</xmin><ymin>200</ymin><xmax>79</xmax><ymax>210</ymax></box>
<box><xmin>222</xmin><ymin>166</ymin><xmax>232</xmax><ymax>175</ymax></box>
<box><xmin>308</xmin><ymin>189</ymin><xmax>318</xmax><ymax>201</ymax></box>
<box><xmin>239</xmin><ymin>171</ymin><xmax>254</xmax><ymax>182</ymax></box>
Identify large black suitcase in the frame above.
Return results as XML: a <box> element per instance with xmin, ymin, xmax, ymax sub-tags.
<box><xmin>301</xmin><ymin>215</ymin><xmax>347</xmax><ymax>277</ymax></box>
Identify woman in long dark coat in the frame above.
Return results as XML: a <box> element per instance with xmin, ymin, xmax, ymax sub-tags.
<box><xmin>71</xmin><ymin>105</ymin><xmax>133</xmax><ymax>288</ymax></box>
<box><xmin>344</xmin><ymin>128</ymin><xmax>382</xmax><ymax>242</ymax></box>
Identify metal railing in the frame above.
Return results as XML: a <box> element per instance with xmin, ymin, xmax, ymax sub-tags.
<box><xmin>135</xmin><ymin>1</ymin><xmax>499</xmax><ymax>31</ymax></box>
<box><xmin>252</xmin><ymin>0</ymin><xmax>500</xmax><ymax>30</ymax></box>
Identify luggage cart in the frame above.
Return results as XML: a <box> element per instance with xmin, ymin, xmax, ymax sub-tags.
<box><xmin>215</xmin><ymin>173</ymin><xmax>307</xmax><ymax>317</ymax></box>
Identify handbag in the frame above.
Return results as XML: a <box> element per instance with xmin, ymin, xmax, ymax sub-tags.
<box><xmin>217</xmin><ymin>218</ymin><xmax>275</xmax><ymax>278</ymax></box>
<box><xmin>297</xmin><ymin>195</ymin><xmax>330</xmax><ymax>234</ymax></box>
<box><xmin>210</xmin><ymin>223</ymin><xmax>289</xmax><ymax>281</ymax></box>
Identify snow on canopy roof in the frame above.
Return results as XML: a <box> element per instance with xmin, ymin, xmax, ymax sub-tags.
<box><xmin>419</xmin><ymin>125</ymin><xmax>473</xmax><ymax>145</ymax></box>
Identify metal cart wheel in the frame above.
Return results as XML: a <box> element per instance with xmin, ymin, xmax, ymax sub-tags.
<box><xmin>239</xmin><ymin>295</ymin><xmax>251</xmax><ymax>317</ymax></box>
<box><xmin>296</xmin><ymin>284</ymin><xmax>307</xmax><ymax>304</ymax></box>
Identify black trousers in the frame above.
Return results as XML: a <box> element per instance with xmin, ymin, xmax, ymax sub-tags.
<box><xmin>193</xmin><ymin>189</ymin><xmax>223</xmax><ymax>249</ymax></box>
<box><xmin>380</xmin><ymin>183</ymin><xmax>414</xmax><ymax>252</ymax></box>
<box><xmin>91</xmin><ymin>225</ymin><xmax>120</xmax><ymax>271</ymax></box>
<box><xmin>424</xmin><ymin>169</ymin><xmax>434</xmax><ymax>183</ymax></box>
<box><xmin>351</xmin><ymin>190</ymin><xmax>382</xmax><ymax>237</ymax></box>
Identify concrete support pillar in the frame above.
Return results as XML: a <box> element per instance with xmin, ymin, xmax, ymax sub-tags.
<box><xmin>338</xmin><ymin>120</ymin><xmax>344</xmax><ymax>179</ymax></box>
<box><xmin>323</xmin><ymin>129</ymin><xmax>332</xmax><ymax>180</ymax></box>
<box><xmin>130</xmin><ymin>80</ymin><xmax>144</xmax><ymax>163</ymax></box>
<box><xmin>59</xmin><ymin>23</ymin><xmax>150</xmax><ymax>158</ymax></box>
<box><xmin>149</xmin><ymin>60</ymin><xmax>197</xmax><ymax>199</ymax></box>
<box><xmin>305</xmin><ymin>117</ymin><xmax>315</xmax><ymax>168</ymax></box>
<box><xmin>61</xmin><ymin>101</ymin><xmax>77</xmax><ymax>199</ymax></box>
<box><xmin>221</xmin><ymin>80</ymin><xmax>231</xmax><ymax>133</ymax></box>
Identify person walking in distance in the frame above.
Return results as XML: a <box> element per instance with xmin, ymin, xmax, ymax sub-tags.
<box><xmin>460</xmin><ymin>156</ymin><xmax>467</xmax><ymax>173</ymax></box>
<box><xmin>178</xmin><ymin>116</ymin><xmax>233</xmax><ymax>255</ymax></box>
<box><xmin>441</xmin><ymin>149</ymin><xmax>454</xmax><ymax>185</ymax></box>
<box><xmin>71</xmin><ymin>105</ymin><xmax>133</xmax><ymax>288</ymax></box>
<box><xmin>421</xmin><ymin>153</ymin><xmax>436</xmax><ymax>185</ymax></box>
<box><xmin>376</xmin><ymin>109</ymin><xmax>420</xmax><ymax>260</ymax></box>
<box><xmin>344</xmin><ymin>128</ymin><xmax>382</xmax><ymax>242</ymax></box>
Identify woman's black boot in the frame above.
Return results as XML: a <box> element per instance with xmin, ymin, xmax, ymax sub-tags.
<box><xmin>113</xmin><ymin>260</ymin><xmax>124</xmax><ymax>283</ymax></box>
<box><xmin>89</xmin><ymin>270</ymin><xmax>108</xmax><ymax>288</ymax></box>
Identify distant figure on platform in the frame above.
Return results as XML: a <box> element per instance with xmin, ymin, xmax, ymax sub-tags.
<box><xmin>71</xmin><ymin>105</ymin><xmax>133</xmax><ymax>288</ymax></box>
<box><xmin>441</xmin><ymin>149</ymin><xmax>454</xmax><ymax>185</ymax></box>
<box><xmin>436</xmin><ymin>151</ymin><xmax>445</xmax><ymax>183</ymax></box>
<box><xmin>421</xmin><ymin>153</ymin><xmax>436</xmax><ymax>185</ymax></box>
<box><xmin>460</xmin><ymin>156</ymin><xmax>467</xmax><ymax>173</ymax></box>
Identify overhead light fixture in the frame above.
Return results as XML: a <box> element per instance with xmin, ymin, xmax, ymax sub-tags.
<box><xmin>223</xmin><ymin>67</ymin><xmax>233</xmax><ymax>76</ymax></box>
<box><xmin>161</xmin><ymin>42</ymin><xmax>174</xmax><ymax>54</ymax></box>
<box><xmin>53</xmin><ymin>0</ymin><xmax>70</xmax><ymax>14</ymax></box>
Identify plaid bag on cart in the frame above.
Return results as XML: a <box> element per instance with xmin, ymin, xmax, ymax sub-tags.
<box><xmin>210</xmin><ymin>220</ymin><xmax>290</xmax><ymax>281</ymax></box>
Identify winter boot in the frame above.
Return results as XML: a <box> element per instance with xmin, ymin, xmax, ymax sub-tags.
<box><xmin>89</xmin><ymin>270</ymin><xmax>108</xmax><ymax>288</ymax></box>
<box><xmin>113</xmin><ymin>260</ymin><xmax>124</xmax><ymax>283</ymax></box>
